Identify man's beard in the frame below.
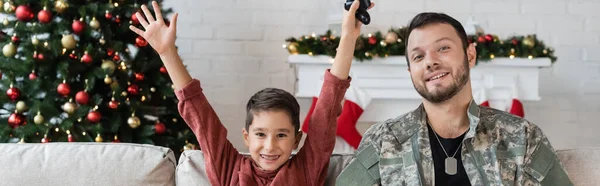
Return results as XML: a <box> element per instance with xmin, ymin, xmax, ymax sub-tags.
<box><xmin>412</xmin><ymin>59</ymin><xmax>470</xmax><ymax>104</ymax></box>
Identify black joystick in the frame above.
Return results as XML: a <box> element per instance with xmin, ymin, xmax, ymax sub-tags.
<box><xmin>344</xmin><ymin>0</ymin><xmax>371</xmax><ymax>25</ymax></box>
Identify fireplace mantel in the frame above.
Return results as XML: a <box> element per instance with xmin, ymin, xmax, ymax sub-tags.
<box><xmin>288</xmin><ymin>55</ymin><xmax>552</xmax><ymax>122</ymax></box>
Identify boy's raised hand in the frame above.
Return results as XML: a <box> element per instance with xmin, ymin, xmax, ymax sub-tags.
<box><xmin>129</xmin><ymin>1</ymin><xmax>178</xmax><ymax>55</ymax></box>
<box><xmin>341</xmin><ymin>0</ymin><xmax>375</xmax><ymax>39</ymax></box>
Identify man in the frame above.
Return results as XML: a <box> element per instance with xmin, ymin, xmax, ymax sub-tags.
<box><xmin>335</xmin><ymin>13</ymin><xmax>573</xmax><ymax>186</ymax></box>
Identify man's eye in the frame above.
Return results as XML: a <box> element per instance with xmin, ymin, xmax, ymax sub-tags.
<box><xmin>256</xmin><ymin>133</ymin><xmax>266</xmax><ymax>137</ymax></box>
<box><xmin>277</xmin><ymin>134</ymin><xmax>287</xmax><ymax>138</ymax></box>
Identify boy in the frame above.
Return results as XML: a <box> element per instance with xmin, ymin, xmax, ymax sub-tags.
<box><xmin>130</xmin><ymin>1</ymin><xmax>373</xmax><ymax>185</ymax></box>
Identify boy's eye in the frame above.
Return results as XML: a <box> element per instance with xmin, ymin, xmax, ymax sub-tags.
<box><xmin>255</xmin><ymin>133</ymin><xmax>266</xmax><ymax>137</ymax></box>
<box><xmin>413</xmin><ymin>55</ymin><xmax>423</xmax><ymax>61</ymax></box>
<box><xmin>277</xmin><ymin>134</ymin><xmax>287</xmax><ymax>138</ymax></box>
<box><xmin>439</xmin><ymin>46</ymin><xmax>450</xmax><ymax>51</ymax></box>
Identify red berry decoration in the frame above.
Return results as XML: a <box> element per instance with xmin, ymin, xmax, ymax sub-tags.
<box><xmin>107</xmin><ymin>48</ymin><xmax>115</xmax><ymax>56</ymax></box>
<box><xmin>485</xmin><ymin>34</ymin><xmax>493</xmax><ymax>42</ymax></box>
<box><xmin>127</xmin><ymin>84</ymin><xmax>139</xmax><ymax>95</ymax></box>
<box><xmin>115</xmin><ymin>15</ymin><xmax>121</xmax><ymax>23</ymax></box>
<box><xmin>135</xmin><ymin>36</ymin><xmax>148</xmax><ymax>47</ymax></box>
<box><xmin>11</xmin><ymin>35</ymin><xmax>19</xmax><ymax>43</ymax></box>
<box><xmin>135</xmin><ymin>73</ymin><xmax>144</xmax><ymax>81</ymax></box>
<box><xmin>87</xmin><ymin>111</ymin><xmax>101</xmax><ymax>123</ymax></box>
<box><xmin>29</xmin><ymin>72</ymin><xmax>37</xmax><ymax>80</ymax></box>
<box><xmin>368</xmin><ymin>36</ymin><xmax>377</xmax><ymax>45</ymax></box>
<box><xmin>57</xmin><ymin>82</ymin><xmax>71</xmax><ymax>96</ymax></box>
<box><xmin>113</xmin><ymin>53</ymin><xmax>120</xmax><ymax>61</ymax></box>
<box><xmin>37</xmin><ymin>8</ymin><xmax>52</xmax><ymax>24</ymax></box>
<box><xmin>8</xmin><ymin>113</ymin><xmax>26</xmax><ymax>128</ymax></box>
<box><xmin>75</xmin><ymin>91</ymin><xmax>90</xmax><ymax>104</ymax></box>
<box><xmin>15</xmin><ymin>5</ymin><xmax>34</xmax><ymax>22</ymax></box>
<box><xmin>512</xmin><ymin>39</ymin><xmax>519</xmax><ymax>45</ymax></box>
<box><xmin>154</xmin><ymin>122</ymin><xmax>166</xmax><ymax>134</ymax></box>
<box><xmin>72</xmin><ymin>19</ymin><xmax>85</xmax><ymax>35</ymax></box>
<box><xmin>41</xmin><ymin>136</ymin><xmax>50</xmax><ymax>143</ymax></box>
<box><xmin>6</xmin><ymin>86</ymin><xmax>21</xmax><ymax>101</ymax></box>
<box><xmin>81</xmin><ymin>52</ymin><xmax>93</xmax><ymax>64</ymax></box>
<box><xmin>160</xmin><ymin>66</ymin><xmax>168</xmax><ymax>74</ymax></box>
<box><xmin>69</xmin><ymin>52</ymin><xmax>78</xmax><ymax>60</ymax></box>
<box><xmin>477</xmin><ymin>36</ymin><xmax>486</xmax><ymax>43</ymax></box>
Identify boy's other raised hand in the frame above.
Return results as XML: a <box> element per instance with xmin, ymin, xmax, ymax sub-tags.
<box><xmin>129</xmin><ymin>1</ymin><xmax>178</xmax><ymax>55</ymax></box>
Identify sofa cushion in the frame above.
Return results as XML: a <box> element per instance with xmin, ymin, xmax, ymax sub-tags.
<box><xmin>557</xmin><ymin>148</ymin><xmax>600</xmax><ymax>186</ymax></box>
<box><xmin>176</xmin><ymin>150</ymin><xmax>354</xmax><ymax>186</ymax></box>
<box><xmin>0</xmin><ymin>142</ymin><xmax>176</xmax><ymax>186</ymax></box>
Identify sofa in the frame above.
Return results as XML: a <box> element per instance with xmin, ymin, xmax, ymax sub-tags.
<box><xmin>0</xmin><ymin>143</ymin><xmax>597</xmax><ymax>186</ymax></box>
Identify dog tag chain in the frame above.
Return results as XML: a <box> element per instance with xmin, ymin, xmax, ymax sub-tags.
<box><xmin>430</xmin><ymin>125</ymin><xmax>463</xmax><ymax>175</ymax></box>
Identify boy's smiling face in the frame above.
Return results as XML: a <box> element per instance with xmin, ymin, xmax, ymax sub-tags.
<box><xmin>242</xmin><ymin>110</ymin><xmax>302</xmax><ymax>171</ymax></box>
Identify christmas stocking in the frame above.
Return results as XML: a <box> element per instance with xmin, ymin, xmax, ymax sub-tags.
<box><xmin>301</xmin><ymin>83</ymin><xmax>371</xmax><ymax>150</ymax></box>
<box><xmin>508</xmin><ymin>85</ymin><xmax>525</xmax><ymax>118</ymax></box>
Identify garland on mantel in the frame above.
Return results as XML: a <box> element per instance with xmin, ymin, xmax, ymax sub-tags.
<box><xmin>283</xmin><ymin>28</ymin><xmax>557</xmax><ymax>64</ymax></box>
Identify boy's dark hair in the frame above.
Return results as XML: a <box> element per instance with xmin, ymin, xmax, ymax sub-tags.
<box><xmin>404</xmin><ymin>12</ymin><xmax>469</xmax><ymax>66</ymax></box>
<box><xmin>245</xmin><ymin>88</ymin><xmax>300</xmax><ymax>134</ymax></box>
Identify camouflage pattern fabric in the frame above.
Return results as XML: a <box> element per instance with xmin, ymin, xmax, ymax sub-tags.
<box><xmin>336</xmin><ymin>100</ymin><xmax>573</xmax><ymax>186</ymax></box>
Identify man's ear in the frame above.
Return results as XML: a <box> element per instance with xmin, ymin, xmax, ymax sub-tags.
<box><xmin>242</xmin><ymin>128</ymin><xmax>250</xmax><ymax>148</ymax></box>
<box><xmin>293</xmin><ymin>132</ymin><xmax>303</xmax><ymax>149</ymax></box>
<box><xmin>467</xmin><ymin>43</ymin><xmax>477</xmax><ymax>68</ymax></box>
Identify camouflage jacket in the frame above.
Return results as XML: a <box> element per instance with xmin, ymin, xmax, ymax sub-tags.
<box><xmin>336</xmin><ymin>100</ymin><xmax>573</xmax><ymax>186</ymax></box>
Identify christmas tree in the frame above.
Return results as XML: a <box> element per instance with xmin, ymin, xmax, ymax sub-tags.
<box><xmin>0</xmin><ymin>0</ymin><xmax>197</xmax><ymax>158</ymax></box>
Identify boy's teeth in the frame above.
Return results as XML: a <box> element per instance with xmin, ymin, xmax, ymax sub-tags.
<box><xmin>261</xmin><ymin>155</ymin><xmax>280</xmax><ymax>160</ymax></box>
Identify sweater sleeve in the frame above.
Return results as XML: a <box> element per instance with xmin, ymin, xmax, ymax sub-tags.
<box><xmin>175</xmin><ymin>79</ymin><xmax>241</xmax><ymax>186</ymax></box>
<box><xmin>295</xmin><ymin>69</ymin><xmax>351</xmax><ymax>185</ymax></box>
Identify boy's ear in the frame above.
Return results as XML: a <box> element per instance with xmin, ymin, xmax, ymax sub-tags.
<box><xmin>242</xmin><ymin>128</ymin><xmax>250</xmax><ymax>148</ymax></box>
<box><xmin>293</xmin><ymin>132</ymin><xmax>303</xmax><ymax>149</ymax></box>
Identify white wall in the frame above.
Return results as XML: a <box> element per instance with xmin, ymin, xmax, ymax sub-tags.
<box><xmin>165</xmin><ymin>0</ymin><xmax>600</xmax><ymax>151</ymax></box>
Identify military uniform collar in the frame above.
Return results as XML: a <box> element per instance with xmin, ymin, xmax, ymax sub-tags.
<box><xmin>395</xmin><ymin>99</ymin><xmax>482</xmax><ymax>140</ymax></box>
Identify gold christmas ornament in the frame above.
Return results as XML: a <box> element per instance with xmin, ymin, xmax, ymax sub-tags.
<box><xmin>99</xmin><ymin>36</ymin><xmax>106</xmax><ymax>45</ymax></box>
<box><xmin>101</xmin><ymin>60</ymin><xmax>116</xmax><ymax>74</ymax></box>
<box><xmin>150</xmin><ymin>87</ymin><xmax>156</xmax><ymax>92</ymax></box>
<box><xmin>523</xmin><ymin>36</ymin><xmax>535</xmax><ymax>48</ymax></box>
<box><xmin>95</xmin><ymin>134</ymin><xmax>103</xmax><ymax>142</ymax></box>
<box><xmin>543</xmin><ymin>49</ymin><xmax>548</xmax><ymax>54</ymax></box>
<box><xmin>3</xmin><ymin>43</ymin><xmax>16</xmax><ymax>57</ymax></box>
<box><xmin>104</xmin><ymin>75</ymin><xmax>113</xmax><ymax>84</ymax></box>
<box><xmin>62</xmin><ymin>101</ymin><xmax>77</xmax><ymax>114</ymax></box>
<box><xmin>54</xmin><ymin>0</ymin><xmax>68</xmax><ymax>13</ymax></box>
<box><xmin>34</xmin><ymin>112</ymin><xmax>44</xmax><ymax>125</ymax></box>
<box><xmin>3</xmin><ymin>1</ymin><xmax>14</xmax><ymax>13</ymax></box>
<box><xmin>15</xmin><ymin>101</ymin><xmax>28</xmax><ymax>113</ymax></box>
<box><xmin>2</xmin><ymin>18</ymin><xmax>8</xmax><ymax>25</ymax></box>
<box><xmin>18</xmin><ymin>138</ymin><xmax>25</xmax><ymax>143</ymax></box>
<box><xmin>287</xmin><ymin>42</ymin><xmax>299</xmax><ymax>54</ymax></box>
<box><xmin>61</xmin><ymin>34</ymin><xmax>76</xmax><ymax>49</ymax></box>
<box><xmin>31</xmin><ymin>36</ymin><xmax>39</xmax><ymax>45</ymax></box>
<box><xmin>128</xmin><ymin>114</ymin><xmax>141</xmax><ymax>128</ymax></box>
<box><xmin>90</xmin><ymin>17</ymin><xmax>100</xmax><ymax>30</ymax></box>
<box><xmin>384</xmin><ymin>32</ymin><xmax>399</xmax><ymax>44</ymax></box>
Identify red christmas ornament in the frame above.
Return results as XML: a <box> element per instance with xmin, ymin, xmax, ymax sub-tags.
<box><xmin>75</xmin><ymin>91</ymin><xmax>90</xmax><ymax>104</ymax></box>
<box><xmin>87</xmin><ymin>111</ymin><xmax>101</xmax><ymax>123</ymax></box>
<box><xmin>6</xmin><ymin>87</ymin><xmax>21</xmax><ymax>101</ymax></box>
<box><xmin>11</xmin><ymin>35</ymin><xmax>19</xmax><ymax>43</ymax></box>
<box><xmin>135</xmin><ymin>36</ymin><xmax>148</xmax><ymax>47</ymax></box>
<box><xmin>477</xmin><ymin>36</ymin><xmax>486</xmax><ymax>43</ymax></box>
<box><xmin>113</xmin><ymin>53</ymin><xmax>120</xmax><ymax>61</ymax></box>
<box><xmin>8</xmin><ymin>113</ymin><xmax>26</xmax><ymax>128</ymax></box>
<box><xmin>57</xmin><ymin>82</ymin><xmax>71</xmax><ymax>96</ymax></box>
<box><xmin>108</xmin><ymin>100</ymin><xmax>119</xmax><ymax>109</ymax></box>
<box><xmin>127</xmin><ymin>84</ymin><xmax>140</xmax><ymax>95</ymax></box>
<box><xmin>321</xmin><ymin>36</ymin><xmax>328</xmax><ymax>41</ymax></box>
<box><xmin>112</xmin><ymin>136</ymin><xmax>121</xmax><ymax>143</ymax></box>
<box><xmin>69</xmin><ymin>52</ymin><xmax>78</xmax><ymax>60</ymax></box>
<box><xmin>15</xmin><ymin>5</ymin><xmax>34</xmax><ymax>22</ymax></box>
<box><xmin>159</xmin><ymin>66</ymin><xmax>168</xmax><ymax>74</ymax></box>
<box><xmin>368</xmin><ymin>36</ymin><xmax>377</xmax><ymax>45</ymax></box>
<box><xmin>107</xmin><ymin>48</ymin><xmax>115</xmax><ymax>56</ymax></box>
<box><xmin>512</xmin><ymin>39</ymin><xmax>519</xmax><ymax>45</ymax></box>
<box><xmin>485</xmin><ymin>34</ymin><xmax>493</xmax><ymax>42</ymax></box>
<box><xmin>68</xmin><ymin>134</ymin><xmax>74</xmax><ymax>142</ymax></box>
<box><xmin>38</xmin><ymin>53</ymin><xmax>45</xmax><ymax>61</ymax></box>
<box><xmin>41</xmin><ymin>136</ymin><xmax>49</xmax><ymax>143</ymax></box>
<box><xmin>154</xmin><ymin>122</ymin><xmax>166</xmax><ymax>134</ymax></box>
<box><xmin>134</xmin><ymin>73</ymin><xmax>145</xmax><ymax>81</ymax></box>
<box><xmin>29</xmin><ymin>72</ymin><xmax>37</xmax><ymax>80</ymax></box>
<box><xmin>105</xmin><ymin>11</ymin><xmax>113</xmax><ymax>19</ymax></box>
<box><xmin>81</xmin><ymin>52</ymin><xmax>93</xmax><ymax>64</ymax></box>
<box><xmin>37</xmin><ymin>9</ymin><xmax>52</xmax><ymax>24</ymax></box>
<box><xmin>131</xmin><ymin>11</ymin><xmax>140</xmax><ymax>25</ymax></box>
<box><xmin>72</xmin><ymin>19</ymin><xmax>85</xmax><ymax>35</ymax></box>
<box><xmin>115</xmin><ymin>15</ymin><xmax>121</xmax><ymax>23</ymax></box>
